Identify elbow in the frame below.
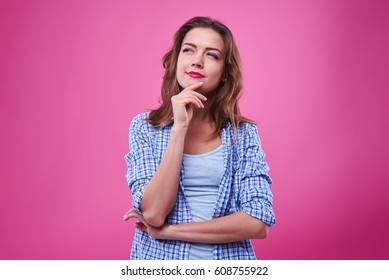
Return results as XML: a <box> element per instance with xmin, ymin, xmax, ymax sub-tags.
<box><xmin>252</xmin><ymin>222</ymin><xmax>270</xmax><ymax>239</ymax></box>
<box><xmin>142</xmin><ymin>210</ymin><xmax>166</xmax><ymax>228</ymax></box>
<box><xmin>257</xmin><ymin>225</ymin><xmax>269</xmax><ymax>239</ymax></box>
<box><xmin>243</xmin><ymin>213</ymin><xmax>270</xmax><ymax>239</ymax></box>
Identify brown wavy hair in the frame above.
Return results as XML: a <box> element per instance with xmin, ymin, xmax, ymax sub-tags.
<box><xmin>148</xmin><ymin>16</ymin><xmax>253</xmax><ymax>135</ymax></box>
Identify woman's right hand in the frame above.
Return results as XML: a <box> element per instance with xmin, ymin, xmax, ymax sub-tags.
<box><xmin>171</xmin><ymin>82</ymin><xmax>207</xmax><ymax>129</ymax></box>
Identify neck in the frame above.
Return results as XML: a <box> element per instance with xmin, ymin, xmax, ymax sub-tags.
<box><xmin>192</xmin><ymin>92</ymin><xmax>216</xmax><ymax>122</ymax></box>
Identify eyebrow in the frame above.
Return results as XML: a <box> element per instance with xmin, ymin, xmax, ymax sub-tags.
<box><xmin>182</xmin><ymin>43</ymin><xmax>223</xmax><ymax>54</ymax></box>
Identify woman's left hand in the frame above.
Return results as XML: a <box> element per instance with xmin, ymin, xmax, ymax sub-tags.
<box><xmin>123</xmin><ymin>208</ymin><xmax>170</xmax><ymax>240</ymax></box>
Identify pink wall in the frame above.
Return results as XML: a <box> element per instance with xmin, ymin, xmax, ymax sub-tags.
<box><xmin>1</xmin><ymin>0</ymin><xmax>388</xmax><ymax>259</ymax></box>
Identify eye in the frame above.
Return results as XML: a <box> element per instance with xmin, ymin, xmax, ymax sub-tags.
<box><xmin>207</xmin><ymin>52</ymin><xmax>220</xmax><ymax>60</ymax></box>
<box><xmin>182</xmin><ymin>47</ymin><xmax>194</xmax><ymax>53</ymax></box>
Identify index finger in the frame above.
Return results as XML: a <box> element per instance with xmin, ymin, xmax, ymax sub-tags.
<box><xmin>184</xmin><ymin>82</ymin><xmax>203</xmax><ymax>91</ymax></box>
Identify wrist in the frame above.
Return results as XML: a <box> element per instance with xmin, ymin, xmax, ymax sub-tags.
<box><xmin>171</xmin><ymin>125</ymin><xmax>188</xmax><ymax>135</ymax></box>
<box><xmin>161</xmin><ymin>224</ymin><xmax>176</xmax><ymax>240</ymax></box>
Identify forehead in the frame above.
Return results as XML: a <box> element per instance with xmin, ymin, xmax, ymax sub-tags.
<box><xmin>182</xmin><ymin>28</ymin><xmax>224</xmax><ymax>51</ymax></box>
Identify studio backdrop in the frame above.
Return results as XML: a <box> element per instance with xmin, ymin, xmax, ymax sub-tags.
<box><xmin>1</xmin><ymin>0</ymin><xmax>388</xmax><ymax>259</ymax></box>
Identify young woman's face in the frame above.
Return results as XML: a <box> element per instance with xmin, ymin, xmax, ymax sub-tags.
<box><xmin>176</xmin><ymin>27</ymin><xmax>225</xmax><ymax>94</ymax></box>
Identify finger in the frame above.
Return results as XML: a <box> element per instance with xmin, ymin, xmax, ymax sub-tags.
<box><xmin>180</xmin><ymin>88</ymin><xmax>207</xmax><ymax>102</ymax></box>
<box><xmin>123</xmin><ymin>209</ymin><xmax>132</xmax><ymax>216</ymax></box>
<box><xmin>124</xmin><ymin>208</ymin><xmax>137</xmax><ymax>215</ymax></box>
<box><xmin>125</xmin><ymin>210</ymin><xmax>148</xmax><ymax>227</ymax></box>
<box><xmin>123</xmin><ymin>209</ymin><xmax>141</xmax><ymax>221</ymax></box>
<box><xmin>180</xmin><ymin>90</ymin><xmax>207</xmax><ymax>103</ymax></box>
<box><xmin>188</xmin><ymin>90</ymin><xmax>207</xmax><ymax>101</ymax></box>
<box><xmin>184</xmin><ymin>81</ymin><xmax>203</xmax><ymax>92</ymax></box>
<box><xmin>184</xmin><ymin>96</ymin><xmax>204</xmax><ymax>108</ymax></box>
<box><xmin>123</xmin><ymin>211</ymin><xmax>132</xmax><ymax>220</ymax></box>
<box><xmin>135</xmin><ymin>222</ymin><xmax>147</xmax><ymax>232</ymax></box>
<box><xmin>123</xmin><ymin>214</ymin><xmax>135</xmax><ymax>221</ymax></box>
<box><xmin>174</xmin><ymin>94</ymin><xmax>204</xmax><ymax>108</ymax></box>
<box><xmin>123</xmin><ymin>208</ymin><xmax>135</xmax><ymax>219</ymax></box>
<box><xmin>123</xmin><ymin>212</ymin><xmax>136</xmax><ymax>221</ymax></box>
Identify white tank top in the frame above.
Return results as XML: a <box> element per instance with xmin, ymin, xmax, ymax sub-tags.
<box><xmin>183</xmin><ymin>145</ymin><xmax>224</xmax><ymax>260</ymax></box>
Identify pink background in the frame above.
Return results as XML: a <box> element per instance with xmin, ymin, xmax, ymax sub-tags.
<box><xmin>1</xmin><ymin>0</ymin><xmax>388</xmax><ymax>259</ymax></box>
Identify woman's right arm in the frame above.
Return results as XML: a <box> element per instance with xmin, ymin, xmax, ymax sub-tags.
<box><xmin>129</xmin><ymin>82</ymin><xmax>206</xmax><ymax>227</ymax></box>
<box><xmin>139</xmin><ymin>126</ymin><xmax>186</xmax><ymax>227</ymax></box>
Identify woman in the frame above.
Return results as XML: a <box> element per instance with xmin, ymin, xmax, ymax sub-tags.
<box><xmin>123</xmin><ymin>16</ymin><xmax>275</xmax><ymax>260</ymax></box>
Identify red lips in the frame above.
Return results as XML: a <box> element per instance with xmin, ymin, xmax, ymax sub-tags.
<box><xmin>186</xmin><ymin>71</ymin><xmax>205</xmax><ymax>78</ymax></box>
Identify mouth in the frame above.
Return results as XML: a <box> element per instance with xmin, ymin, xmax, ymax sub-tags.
<box><xmin>186</xmin><ymin>71</ymin><xmax>205</xmax><ymax>78</ymax></box>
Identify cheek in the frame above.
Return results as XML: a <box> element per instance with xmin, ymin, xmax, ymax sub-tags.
<box><xmin>209</xmin><ymin>65</ymin><xmax>224</xmax><ymax>82</ymax></box>
<box><xmin>176</xmin><ymin>59</ymin><xmax>188</xmax><ymax>88</ymax></box>
<box><xmin>176</xmin><ymin>57</ymin><xmax>187</xmax><ymax>76</ymax></box>
<box><xmin>177</xmin><ymin>54</ymin><xmax>189</xmax><ymax>68</ymax></box>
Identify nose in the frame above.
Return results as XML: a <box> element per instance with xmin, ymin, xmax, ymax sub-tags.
<box><xmin>191</xmin><ymin>53</ymin><xmax>203</xmax><ymax>68</ymax></box>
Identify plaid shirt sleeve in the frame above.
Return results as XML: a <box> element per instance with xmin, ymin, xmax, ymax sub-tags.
<box><xmin>124</xmin><ymin>113</ymin><xmax>159</xmax><ymax>213</ymax></box>
<box><xmin>236</xmin><ymin>123</ymin><xmax>276</xmax><ymax>227</ymax></box>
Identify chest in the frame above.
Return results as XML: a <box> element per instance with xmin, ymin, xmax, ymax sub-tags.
<box><xmin>183</xmin><ymin>124</ymin><xmax>222</xmax><ymax>155</ymax></box>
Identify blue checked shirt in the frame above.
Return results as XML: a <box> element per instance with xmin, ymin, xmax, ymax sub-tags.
<box><xmin>125</xmin><ymin>112</ymin><xmax>275</xmax><ymax>260</ymax></box>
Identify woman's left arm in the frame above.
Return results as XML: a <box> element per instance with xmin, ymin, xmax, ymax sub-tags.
<box><xmin>124</xmin><ymin>209</ymin><xmax>268</xmax><ymax>243</ymax></box>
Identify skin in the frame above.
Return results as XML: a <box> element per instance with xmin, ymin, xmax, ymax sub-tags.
<box><xmin>123</xmin><ymin>27</ymin><xmax>269</xmax><ymax>243</ymax></box>
<box><xmin>176</xmin><ymin>27</ymin><xmax>225</xmax><ymax>97</ymax></box>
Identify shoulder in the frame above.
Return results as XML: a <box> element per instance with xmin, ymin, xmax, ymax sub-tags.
<box><xmin>234</xmin><ymin>122</ymin><xmax>261</xmax><ymax>148</ymax></box>
<box><xmin>129</xmin><ymin>112</ymin><xmax>153</xmax><ymax>133</ymax></box>
<box><xmin>237</xmin><ymin>122</ymin><xmax>259</xmax><ymax>136</ymax></box>
<box><xmin>129</xmin><ymin>112</ymin><xmax>173</xmax><ymax>137</ymax></box>
<box><xmin>224</xmin><ymin>120</ymin><xmax>259</xmax><ymax>135</ymax></box>
<box><xmin>130</xmin><ymin>112</ymin><xmax>149</xmax><ymax>127</ymax></box>
<box><xmin>223</xmin><ymin>121</ymin><xmax>262</xmax><ymax>158</ymax></box>
<box><xmin>222</xmin><ymin>121</ymin><xmax>261</xmax><ymax>149</ymax></box>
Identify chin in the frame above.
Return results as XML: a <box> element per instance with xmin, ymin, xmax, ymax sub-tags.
<box><xmin>201</xmin><ymin>84</ymin><xmax>220</xmax><ymax>94</ymax></box>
